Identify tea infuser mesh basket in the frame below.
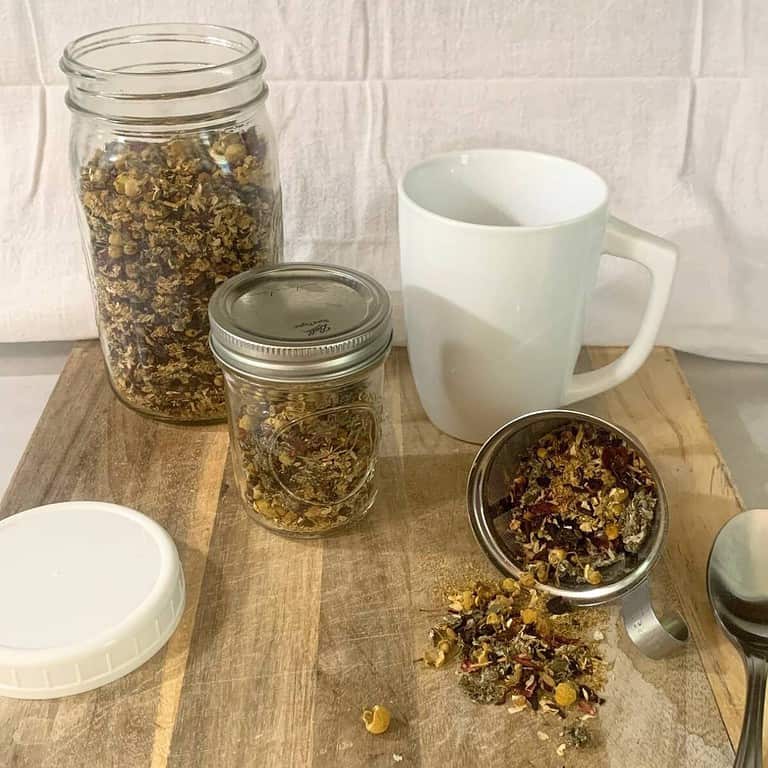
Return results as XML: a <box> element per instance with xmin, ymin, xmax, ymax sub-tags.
<box><xmin>467</xmin><ymin>410</ymin><xmax>689</xmax><ymax>658</ymax></box>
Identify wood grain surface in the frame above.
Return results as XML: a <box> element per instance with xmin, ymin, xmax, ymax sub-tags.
<box><xmin>0</xmin><ymin>343</ymin><xmax>746</xmax><ymax>767</ymax></box>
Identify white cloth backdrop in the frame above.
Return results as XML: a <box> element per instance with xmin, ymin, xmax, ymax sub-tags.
<box><xmin>1</xmin><ymin>1</ymin><xmax>767</xmax><ymax>361</ymax></box>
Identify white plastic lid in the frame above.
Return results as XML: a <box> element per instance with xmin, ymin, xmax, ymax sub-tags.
<box><xmin>0</xmin><ymin>501</ymin><xmax>185</xmax><ymax>699</ymax></box>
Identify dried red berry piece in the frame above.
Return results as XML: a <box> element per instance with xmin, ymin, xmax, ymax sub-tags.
<box><xmin>510</xmin><ymin>475</ymin><xmax>528</xmax><ymax>498</ymax></box>
<box><xmin>546</xmin><ymin>596</ymin><xmax>571</xmax><ymax>615</ymax></box>
<box><xmin>525</xmin><ymin>501</ymin><xmax>557</xmax><ymax>520</ymax></box>
<box><xmin>601</xmin><ymin>445</ymin><xmax>629</xmax><ymax>475</ymax></box>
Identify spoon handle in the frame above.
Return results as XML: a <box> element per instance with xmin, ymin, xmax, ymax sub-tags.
<box><xmin>735</xmin><ymin>654</ymin><xmax>768</xmax><ymax>768</ymax></box>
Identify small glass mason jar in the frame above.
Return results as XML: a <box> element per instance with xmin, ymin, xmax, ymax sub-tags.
<box><xmin>209</xmin><ymin>264</ymin><xmax>393</xmax><ymax>536</ymax></box>
<box><xmin>61</xmin><ymin>24</ymin><xmax>282</xmax><ymax>423</ymax></box>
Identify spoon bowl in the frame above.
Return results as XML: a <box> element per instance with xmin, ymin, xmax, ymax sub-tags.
<box><xmin>708</xmin><ymin>508</ymin><xmax>768</xmax><ymax>768</ymax></box>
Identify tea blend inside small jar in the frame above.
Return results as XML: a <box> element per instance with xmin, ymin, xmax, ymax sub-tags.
<box><xmin>209</xmin><ymin>263</ymin><xmax>392</xmax><ymax>536</ymax></box>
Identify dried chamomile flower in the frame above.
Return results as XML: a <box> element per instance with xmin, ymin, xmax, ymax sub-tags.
<box><xmin>422</xmin><ymin>648</ymin><xmax>446</xmax><ymax>668</ymax></box>
<box><xmin>554</xmin><ymin>682</ymin><xmax>578</xmax><ymax>708</ymax></box>
<box><xmin>422</xmin><ymin>625</ymin><xmax>458</xmax><ymax>668</ymax></box>
<box><xmin>584</xmin><ymin>564</ymin><xmax>603</xmax><ymax>586</ymax></box>
<box><xmin>519</xmin><ymin>571</ymin><xmax>536</xmax><ymax>588</ymax></box>
<box><xmin>362</xmin><ymin>705</ymin><xmax>391</xmax><ymax>735</ymax></box>
<box><xmin>548</xmin><ymin>547</ymin><xmax>567</xmax><ymax>565</ymax></box>
<box><xmin>501</xmin><ymin>577</ymin><xmax>519</xmax><ymax>594</ymax></box>
<box><xmin>520</xmin><ymin>608</ymin><xmax>538</xmax><ymax>625</ymax></box>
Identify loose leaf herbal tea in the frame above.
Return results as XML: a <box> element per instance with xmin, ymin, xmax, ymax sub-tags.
<box><xmin>419</xmin><ymin>579</ymin><xmax>606</xmax><ymax>725</ymax></box>
<box><xmin>498</xmin><ymin>423</ymin><xmax>657</xmax><ymax>586</ymax></box>
<box><xmin>228</xmin><ymin>373</ymin><xmax>382</xmax><ymax>534</ymax></box>
<box><xmin>78</xmin><ymin>129</ymin><xmax>281</xmax><ymax>421</ymax></box>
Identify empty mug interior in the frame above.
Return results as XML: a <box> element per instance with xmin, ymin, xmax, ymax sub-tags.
<box><xmin>469</xmin><ymin>411</ymin><xmax>666</xmax><ymax>605</ymax></box>
<box><xmin>401</xmin><ymin>149</ymin><xmax>608</xmax><ymax>228</ymax></box>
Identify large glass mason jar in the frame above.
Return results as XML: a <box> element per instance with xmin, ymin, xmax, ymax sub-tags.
<box><xmin>208</xmin><ymin>264</ymin><xmax>393</xmax><ymax>537</ymax></box>
<box><xmin>61</xmin><ymin>25</ymin><xmax>282</xmax><ymax>422</ymax></box>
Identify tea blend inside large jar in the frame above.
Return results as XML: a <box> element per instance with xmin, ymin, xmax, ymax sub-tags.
<box><xmin>61</xmin><ymin>24</ymin><xmax>283</xmax><ymax>423</ymax></box>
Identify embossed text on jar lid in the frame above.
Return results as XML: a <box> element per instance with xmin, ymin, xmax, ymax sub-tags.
<box><xmin>209</xmin><ymin>263</ymin><xmax>393</xmax><ymax>382</ymax></box>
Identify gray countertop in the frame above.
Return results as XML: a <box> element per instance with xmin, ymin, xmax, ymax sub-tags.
<box><xmin>0</xmin><ymin>341</ymin><xmax>766</xmax><ymax>508</ymax></box>
<box><xmin>677</xmin><ymin>352</ymin><xmax>768</xmax><ymax>507</ymax></box>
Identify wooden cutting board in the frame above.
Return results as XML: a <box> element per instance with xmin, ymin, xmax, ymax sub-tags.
<box><xmin>0</xmin><ymin>343</ymin><xmax>748</xmax><ymax>767</ymax></box>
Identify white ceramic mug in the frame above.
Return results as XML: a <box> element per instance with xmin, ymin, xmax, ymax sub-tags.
<box><xmin>398</xmin><ymin>149</ymin><xmax>677</xmax><ymax>443</ymax></box>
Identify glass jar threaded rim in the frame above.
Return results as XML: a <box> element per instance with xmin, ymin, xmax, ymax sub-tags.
<box><xmin>61</xmin><ymin>24</ymin><xmax>267</xmax><ymax>128</ymax></box>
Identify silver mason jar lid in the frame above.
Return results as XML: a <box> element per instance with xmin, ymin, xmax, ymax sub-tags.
<box><xmin>208</xmin><ymin>263</ymin><xmax>393</xmax><ymax>382</ymax></box>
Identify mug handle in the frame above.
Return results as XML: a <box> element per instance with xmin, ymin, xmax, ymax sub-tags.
<box><xmin>563</xmin><ymin>216</ymin><xmax>678</xmax><ymax>404</ymax></box>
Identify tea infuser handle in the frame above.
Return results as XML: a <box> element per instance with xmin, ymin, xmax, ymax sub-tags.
<box><xmin>734</xmin><ymin>654</ymin><xmax>768</xmax><ymax>768</ymax></box>
<box><xmin>620</xmin><ymin>579</ymin><xmax>689</xmax><ymax>659</ymax></box>
<box><xmin>563</xmin><ymin>217</ymin><xmax>677</xmax><ymax>404</ymax></box>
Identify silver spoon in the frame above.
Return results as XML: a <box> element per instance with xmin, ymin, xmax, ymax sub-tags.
<box><xmin>708</xmin><ymin>508</ymin><xmax>768</xmax><ymax>768</ymax></box>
